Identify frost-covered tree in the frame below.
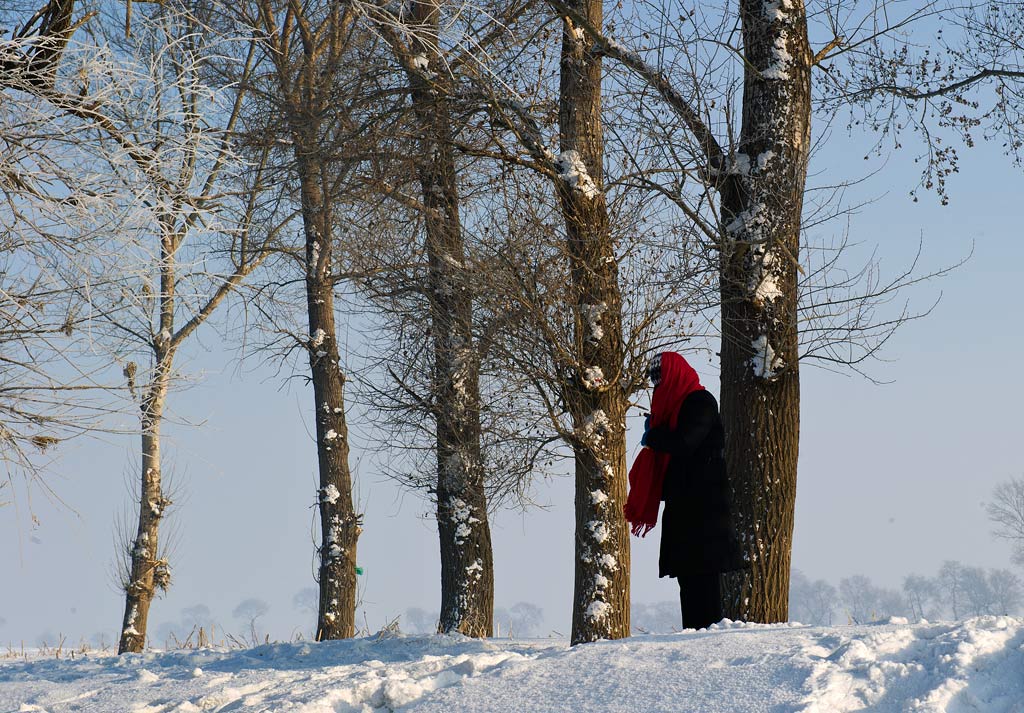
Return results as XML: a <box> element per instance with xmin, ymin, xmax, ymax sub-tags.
<box><xmin>839</xmin><ymin>575</ymin><xmax>906</xmax><ymax>624</ymax></box>
<box><xmin>960</xmin><ymin>565</ymin><xmax>997</xmax><ymax>617</ymax></box>
<box><xmin>789</xmin><ymin>570</ymin><xmax>838</xmax><ymax>625</ymax></box>
<box><xmin>404</xmin><ymin>607</ymin><xmax>441</xmax><ymax>635</ymax></box>
<box><xmin>0</xmin><ymin>0</ymin><xmax>127</xmax><ymax>505</ymax></box>
<box><xmin>987</xmin><ymin>569</ymin><xmax>1022</xmax><ymax>616</ymax></box>
<box><xmin>493</xmin><ymin>602</ymin><xmax>544</xmax><ymax>638</ymax></box>
<box><xmin>0</xmin><ymin>160</ymin><xmax>113</xmax><ymax>499</ymax></box>
<box><xmin>3</xmin><ymin>1</ymin><xmax>274</xmax><ymax>653</ymax></box>
<box><xmin>936</xmin><ymin>561</ymin><xmax>969</xmax><ymax>620</ymax></box>
<box><xmin>631</xmin><ymin>601</ymin><xmax>684</xmax><ymax>634</ymax></box>
<box><xmin>292</xmin><ymin>588</ymin><xmax>318</xmax><ymax>618</ymax></box>
<box><xmin>460</xmin><ymin>5</ymin><xmax>673</xmax><ymax>647</ymax></box>
<box><xmin>155</xmin><ymin>604</ymin><xmax>217</xmax><ymax>647</ymax></box>
<box><xmin>446</xmin><ymin>0</ymin><xmax>639</xmax><ymax>645</ymax></box>
<box><xmin>933</xmin><ymin>562</ymin><xmax>1022</xmax><ymax>619</ymax></box>
<box><xmin>953</xmin><ymin>565</ymin><xmax>1022</xmax><ymax>617</ymax></box>
<box><xmin>903</xmin><ymin>574</ymin><xmax>942</xmax><ymax>621</ymax></box>
<box><xmin>548</xmin><ymin>0</ymin><xmax>633</xmax><ymax>645</ymax></box>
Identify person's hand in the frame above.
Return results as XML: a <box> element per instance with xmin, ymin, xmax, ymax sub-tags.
<box><xmin>640</xmin><ymin>413</ymin><xmax>652</xmax><ymax>446</ymax></box>
<box><xmin>644</xmin><ymin>425</ymin><xmax>671</xmax><ymax>452</ymax></box>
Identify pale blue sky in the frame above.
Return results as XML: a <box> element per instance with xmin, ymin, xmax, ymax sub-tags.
<box><xmin>3</xmin><ymin>121</ymin><xmax>1022</xmax><ymax>646</ymax></box>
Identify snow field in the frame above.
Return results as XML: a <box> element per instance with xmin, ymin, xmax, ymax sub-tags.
<box><xmin>797</xmin><ymin>616</ymin><xmax>1024</xmax><ymax>712</ymax></box>
<box><xmin>3</xmin><ymin>617</ymin><xmax>1023</xmax><ymax>712</ymax></box>
<box><xmin>4</xmin><ymin>637</ymin><xmax>537</xmax><ymax>713</ymax></box>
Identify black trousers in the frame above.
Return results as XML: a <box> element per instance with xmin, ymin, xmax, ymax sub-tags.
<box><xmin>678</xmin><ymin>573</ymin><xmax>723</xmax><ymax>630</ymax></box>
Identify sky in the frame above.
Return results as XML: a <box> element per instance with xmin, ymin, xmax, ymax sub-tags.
<box><xmin>3</xmin><ymin>104</ymin><xmax>1024</xmax><ymax>648</ymax></box>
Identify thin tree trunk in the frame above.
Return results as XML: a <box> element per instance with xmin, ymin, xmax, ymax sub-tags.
<box><xmin>719</xmin><ymin>0</ymin><xmax>812</xmax><ymax>623</ymax></box>
<box><xmin>404</xmin><ymin>0</ymin><xmax>494</xmax><ymax>637</ymax></box>
<box><xmin>296</xmin><ymin>153</ymin><xmax>360</xmax><ymax>641</ymax></box>
<box><xmin>118</xmin><ymin>359</ymin><xmax>172</xmax><ymax>654</ymax></box>
<box><xmin>557</xmin><ymin>0</ymin><xmax>630</xmax><ymax>645</ymax></box>
<box><xmin>119</xmin><ymin>220</ymin><xmax>179</xmax><ymax>655</ymax></box>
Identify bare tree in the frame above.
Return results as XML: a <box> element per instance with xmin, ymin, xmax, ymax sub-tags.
<box><xmin>202</xmin><ymin>0</ymin><xmax>399</xmax><ymax>640</ymax></box>
<box><xmin>493</xmin><ymin>601</ymin><xmax>544</xmax><ymax>637</ymax></box>
<box><xmin>987</xmin><ymin>476</ymin><xmax>1024</xmax><ymax>567</ymax></box>
<box><xmin>816</xmin><ymin>2</ymin><xmax>1024</xmax><ymax>205</ymax></box>
<box><xmin>545</xmin><ymin>0</ymin><xmax>635</xmax><ymax>645</ymax></box>
<box><xmin>232</xmin><ymin>597</ymin><xmax>270</xmax><ymax>642</ymax></box>
<box><xmin>359</xmin><ymin>0</ymin><xmax>499</xmax><ymax>637</ymax></box>
<box><xmin>2</xmin><ymin>0</ymin><xmax>276</xmax><ymax>652</ymax></box>
<box><xmin>936</xmin><ymin>560</ymin><xmax>968</xmax><ymax>620</ymax></box>
<box><xmin>450</xmin><ymin>0</ymin><xmax>643</xmax><ymax>645</ymax></box>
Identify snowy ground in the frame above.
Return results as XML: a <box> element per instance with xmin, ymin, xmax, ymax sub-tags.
<box><xmin>4</xmin><ymin>617</ymin><xmax>1023</xmax><ymax>712</ymax></box>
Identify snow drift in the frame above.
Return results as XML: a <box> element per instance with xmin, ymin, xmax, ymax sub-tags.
<box><xmin>4</xmin><ymin>616</ymin><xmax>1023</xmax><ymax>712</ymax></box>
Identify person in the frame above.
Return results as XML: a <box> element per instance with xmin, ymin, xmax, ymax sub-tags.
<box><xmin>624</xmin><ymin>351</ymin><xmax>745</xmax><ymax>630</ymax></box>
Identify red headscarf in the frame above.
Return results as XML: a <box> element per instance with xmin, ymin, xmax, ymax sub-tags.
<box><xmin>624</xmin><ymin>352</ymin><xmax>705</xmax><ymax>537</ymax></box>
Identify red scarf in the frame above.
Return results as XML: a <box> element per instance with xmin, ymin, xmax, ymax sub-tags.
<box><xmin>624</xmin><ymin>352</ymin><xmax>705</xmax><ymax>537</ymax></box>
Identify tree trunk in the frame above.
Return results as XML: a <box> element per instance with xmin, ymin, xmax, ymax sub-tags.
<box><xmin>557</xmin><ymin>0</ymin><xmax>631</xmax><ymax>645</ymax></box>
<box><xmin>719</xmin><ymin>0</ymin><xmax>812</xmax><ymax>623</ymax></box>
<box><xmin>406</xmin><ymin>0</ymin><xmax>494</xmax><ymax>638</ymax></box>
<box><xmin>118</xmin><ymin>362</ymin><xmax>172</xmax><ymax>654</ymax></box>
<box><xmin>296</xmin><ymin>152</ymin><xmax>360</xmax><ymax>640</ymax></box>
<box><xmin>119</xmin><ymin>220</ymin><xmax>179</xmax><ymax>655</ymax></box>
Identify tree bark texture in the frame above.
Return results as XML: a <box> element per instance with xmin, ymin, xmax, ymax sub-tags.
<box><xmin>557</xmin><ymin>0</ymin><xmax>631</xmax><ymax>645</ymax></box>
<box><xmin>406</xmin><ymin>0</ymin><xmax>494</xmax><ymax>638</ymax></box>
<box><xmin>296</xmin><ymin>151</ymin><xmax>360</xmax><ymax>641</ymax></box>
<box><xmin>718</xmin><ymin>0</ymin><xmax>812</xmax><ymax>623</ymax></box>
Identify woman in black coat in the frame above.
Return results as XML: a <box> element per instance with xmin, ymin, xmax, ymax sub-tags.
<box><xmin>625</xmin><ymin>351</ymin><xmax>745</xmax><ymax>630</ymax></box>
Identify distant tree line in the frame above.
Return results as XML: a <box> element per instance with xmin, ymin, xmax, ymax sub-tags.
<box><xmin>633</xmin><ymin>560</ymin><xmax>1024</xmax><ymax>634</ymax></box>
<box><xmin>790</xmin><ymin>562</ymin><xmax>1024</xmax><ymax>626</ymax></box>
<box><xmin>784</xmin><ymin>475</ymin><xmax>1024</xmax><ymax>626</ymax></box>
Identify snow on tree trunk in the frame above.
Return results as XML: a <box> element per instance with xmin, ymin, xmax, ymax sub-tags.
<box><xmin>297</xmin><ymin>153</ymin><xmax>360</xmax><ymax>641</ymax></box>
<box><xmin>119</xmin><ymin>225</ymin><xmax>179</xmax><ymax>655</ymax></box>
<box><xmin>557</xmin><ymin>0</ymin><xmax>631</xmax><ymax>645</ymax></box>
<box><xmin>718</xmin><ymin>0</ymin><xmax>812</xmax><ymax>623</ymax></box>
<box><xmin>406</xmin><ymin>0</ymin><xmax>494</xmax><ymax>638</ymax></box>
<box><xmin>118</xmin><ymin>368</ymin><xmax>171</xmax><ymax>654</ymax></box>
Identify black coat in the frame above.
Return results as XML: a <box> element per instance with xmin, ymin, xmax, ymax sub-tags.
<box><xmin>644</xmin><ymin>389</ymin><xmax>745</xmax><ymax>578</ymax></box>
